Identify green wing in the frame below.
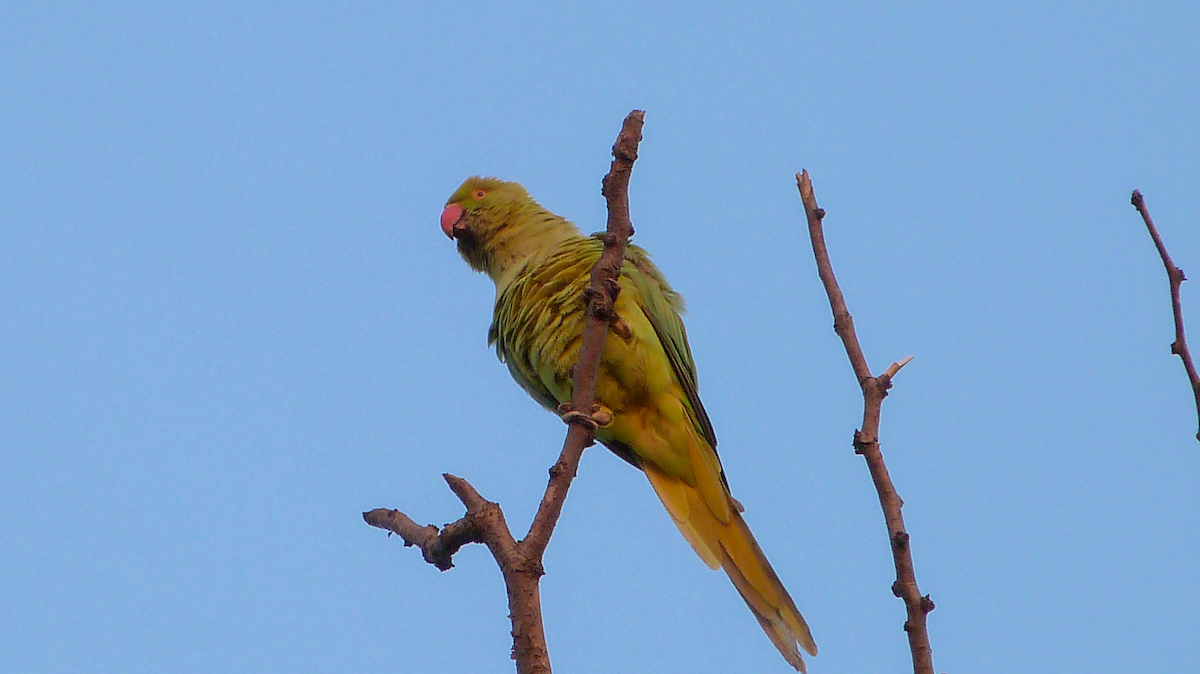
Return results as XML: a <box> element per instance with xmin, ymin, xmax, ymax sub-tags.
<box><xmin>622</xmin><ymin>242</ymin><xmax>719</xmax><ymax>451</ymax></box>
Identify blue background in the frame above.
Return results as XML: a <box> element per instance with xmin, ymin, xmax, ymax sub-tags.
<box><xmin>2</xmin><ymin>3</ymin><xmax>1198</xmax><ymax>672</ymax></box>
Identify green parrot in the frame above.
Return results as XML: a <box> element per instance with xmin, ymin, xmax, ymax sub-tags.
<box><xmin>440</xmin><ymin>176</ymin><xmax>817</xmax><ymax>671</ymax></box>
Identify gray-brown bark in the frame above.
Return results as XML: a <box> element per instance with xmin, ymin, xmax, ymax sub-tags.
<box><xmin>1131</xmin><ymin>189</ymin><xmax>1200</xmax><ymax>443</ymax></box>
<box><xmin>796</xmin><ymin>170</ymin><xmax>934</xmax><ymax>674</ymax></box>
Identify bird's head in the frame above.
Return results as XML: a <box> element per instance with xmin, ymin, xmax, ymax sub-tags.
<box><xmin>440</xmin><ymin>176</ymin><xmax>532</xmax><ymax>273</ymax></box>
<box><xmin>441</xmin><ymin>176</ymin><xmax>574</xmax><ymax>279</ymax></box>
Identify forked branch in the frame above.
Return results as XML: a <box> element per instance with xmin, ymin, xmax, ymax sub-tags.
<box><xmin>364</xmin><ymin>110</ymin><xmax>645</xmax><ymax>674</ymax></box>
<box><xmin>796</xmin><ymin>170</ymin><xmax>934</xmax><ymax>674</ymax></box>
<box><xmin>1131</xmin><ymin>190</ymin><xmax>1200</xmax><ymax>443</ymax></box>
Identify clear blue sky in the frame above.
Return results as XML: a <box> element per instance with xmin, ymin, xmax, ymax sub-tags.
<box><xmin>2</xmin><ymin>3</ymin><xmax>1198</xmax><ymax>673</ymax></box>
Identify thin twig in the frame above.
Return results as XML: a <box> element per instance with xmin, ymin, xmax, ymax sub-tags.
<box><xmin>364</xmin><ymin>111</ymin><xmax>645</xmax><ymax>674</ymax></box>
<box><xmin>1132</xmin><ymin>190</ymin><xmax>1200</xmax><ymax>443</ymax></box>
<box><xmin>522</xmin><ymin>109</ymin><xmax>643</xmax><ymax>558</ymax></box>
<box><xmin>362</xmin><ymin>506</ymin><xmax>481</xmax><ymax>571</ymax></box>
<box><xmin>796</xmin><ymin>170</ymin><xmax>934</xmax><ymax>674</ymax></box>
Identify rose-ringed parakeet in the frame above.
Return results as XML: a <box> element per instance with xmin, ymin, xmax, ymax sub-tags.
<box><xmin>440</xmin><ymin>176</ymin><xmax>817</xmax><ymax>671</ymax></box>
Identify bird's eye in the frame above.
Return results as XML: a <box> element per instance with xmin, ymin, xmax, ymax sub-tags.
<box><xmin>474</xmin><ymin>189</ymin><xmax>487</xmax><ymax>199</ymax></box>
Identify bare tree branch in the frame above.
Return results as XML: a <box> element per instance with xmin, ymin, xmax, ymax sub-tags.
<box><xmin>363</xmin><ymin>110</ymin><xmax>645</xmax><ymax>674</ymax></box>
<box><xmin>1131</xmin><ymin>190</ymin><xmax>1200</xmax><ymax>443</ymax></box>
<box><xmin>796</xmin><ymin>170</ymin><xmax>934</xmax><ymax>674</ymax></box>
<box><xmin>522</xmin><ymin>109</ymin><xmax>643</xmax><ymax>558</ymax></box>
<box><xmin>362</xmin><ymin>505</ymin><xmax>481</xmax><ymax>571</ymax></box>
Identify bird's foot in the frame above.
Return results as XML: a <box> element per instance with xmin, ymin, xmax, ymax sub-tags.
<box><xmin>556</xmin><ymin>403</ymin><xmax>614</xmax><ymax>430</ymax></box>
<box><xmin>610</xmin><ymin>314</ymin><xmax>633</xmax><ymax>342</ymax></box>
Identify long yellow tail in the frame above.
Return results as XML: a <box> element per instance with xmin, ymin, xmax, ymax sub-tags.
<box><xmin>644</xmin><ymin>464</ymin><xmax>817</xmax><ymax>672</ymax></box>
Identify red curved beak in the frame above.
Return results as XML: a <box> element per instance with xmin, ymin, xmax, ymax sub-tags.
<box><xmin>440</xmin><ymin>203</ymin><xmax>464</xmax><ymax>239</ymax></box>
